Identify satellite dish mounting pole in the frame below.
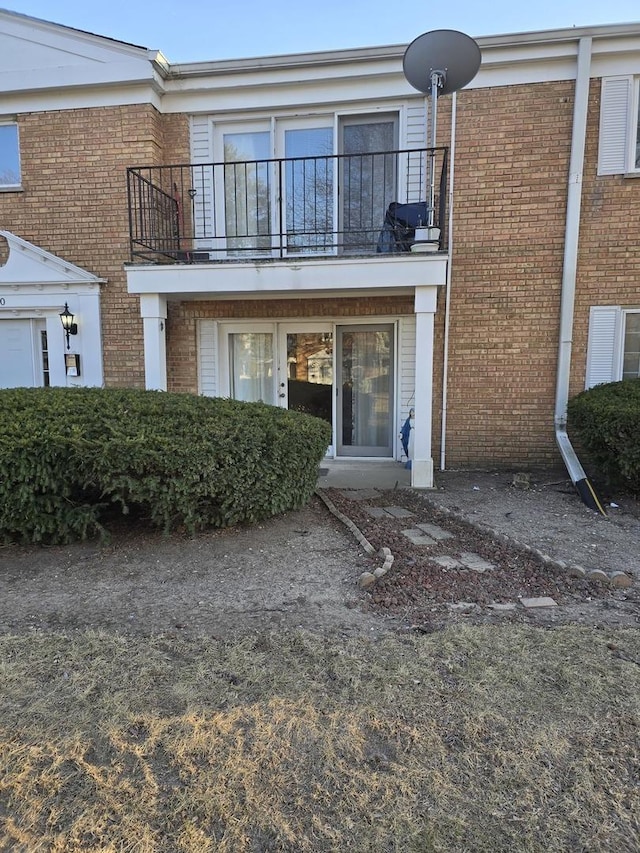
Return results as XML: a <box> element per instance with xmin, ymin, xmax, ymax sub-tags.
<box><xmin>428</xmin><ymin>69</ymin><xmax>445</xmax><ymax>227</ymax></box>
<box><xmin>403</xmin><ymin>30</ymin><xmax>481</xmax><ymax>230</ymax></box>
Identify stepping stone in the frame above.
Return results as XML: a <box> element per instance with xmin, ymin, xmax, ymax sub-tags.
<box><xmin>366</xmin><ymin>507</ymin><xmax>391</xmax><ymax>518</ymax></box>
<box><xmin>433</xmin><ymin>556</ymin><xmax>462</xmax><ymax>569</ymax></box>
<box><xmin>401</xmin><ymin>529</ymin><xmax>437</xmax><ymax>546</ymax></box>
<box><xmin>459</xmin><ymin>553</ymin><xmax>495</xmax><ymax>573</ymax></box>
<box><xmin>383</xmin><ymin>506</ymin><xmax>415</xmax><ymax>518</ymax></box>
<box><xmin>339</xmin><ymin>489</ymin><xmax>380</xmax><ymax>501</ymax></box>
<box><xmin>519</xmin><ymin>596</ymin><xmax>558</xmax><ymax>608</ymax></box>
<box><xmin>416</xmin><ymin>522</ymin><xmax>454</xmax><ymax>541</ymax></box>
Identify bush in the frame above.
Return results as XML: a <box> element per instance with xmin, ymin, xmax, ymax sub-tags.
<box><xmin>567</xmin><ymin>379</ymin><xmax>640</xmax><ymax>494</ymax></box>
<box><xmin>0</xmin><ymin>387</ymin><xmax>331</xmax><ymax>544</ymax></box>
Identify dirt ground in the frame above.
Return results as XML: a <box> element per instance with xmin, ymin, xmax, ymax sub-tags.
<box><xmin>0</xmin><ymin>468</ymin><xmax>638</xmax><ymax>638</ymax></box>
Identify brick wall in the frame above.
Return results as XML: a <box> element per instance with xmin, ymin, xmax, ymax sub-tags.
<box><xmin>0</xmin><ymin>104</ymin><xmax>189</xmax><ymax>387</ymax></box>
<box><xmin>436</xmin><ymin>82</ymin><xmax>575</xmax><ymax>466</ymax></box>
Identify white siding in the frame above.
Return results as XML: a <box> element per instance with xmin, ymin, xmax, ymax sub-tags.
<box><xmin>405</xmin><ymin>100</ymin><xmax>427</xmax><ymax>204</ymax></box>
<box><xmin>189</xmin><ymin>115</ymin><xmax>214</xmax><ymax>241</ymax></box>
<box><xmin>398</xmin><ymin>314</ymin><xmax>416</xmax><ymax>457</ymax></box>
<box><xmin>585</xmin><ymin>305</ymin><xmax>620</xmax><ymax>388</ymax></box>
<box><xmin>598</xmin><ymin>76</ymin><xmax>633</xmax><ymax>175</ymax></box>
<box><xmin>198</xmin><ymin>319</ymin><xmax>219</xmax><ymax>396</ymax></box>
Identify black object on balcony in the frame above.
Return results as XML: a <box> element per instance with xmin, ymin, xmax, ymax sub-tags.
<box><xmin>376</xmin><ymin>202</ymin><xmax>431</xmax><ymax>253</ymax></box>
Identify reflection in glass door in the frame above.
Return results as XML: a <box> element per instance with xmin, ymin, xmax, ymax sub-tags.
<box><xmin>283</xmin><ymin>331</ymin><xmax>333</xmax><ymax>424</ymax></box>
<box><xmin>340</xmin><ymin>116</ymin><xmax>397</xmax><ymax>253</ymax></box>
<box><xmin>337</xmin><ymin>325</ymin><xmax>394</xmax><ymax>457</ymax></box>
<box><xmin>282</xmin><ymin>121</ymin><xmax>334</xmax><ymax>254</ymax></box>
<box><xmin>222</xmin><ymin>130</ymin><xmax>271</xmax><ymax>254</ymax></box>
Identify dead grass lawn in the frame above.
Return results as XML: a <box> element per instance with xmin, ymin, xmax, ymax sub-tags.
<box><xmin>1</xmin><ymin>626</ymin><xmax>639</xmax><ymax>852</ymax></box>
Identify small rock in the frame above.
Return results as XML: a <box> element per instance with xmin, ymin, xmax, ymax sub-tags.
<box><xmin>379</xmin><ymin>547</ymin><xmax>392</xmax><ymax>558</ymax></box>
<box><xmin>373</xmin><ymin>567</ymin><xmax>388</xmax><ymax>579</ymax></box>
<box><xmin>488</xmin><ymin>602</ymin><xmax>518</xmax><ymax>611</ymax></box>
<box><xmin>609</xmin><ymin>571</ymin><xmax>633</xmax><ymax>589</ymax></box>
<box><xmin>567</xmin><ymin>565</ymin><xmax>586</xmax><ymax>579</ymax></box>
<box><xmin>512</xmin><ymin>472</ymin><xmax>531</xmax><ymax>489</ymax></box>
<box><xmin>358</xmin><ymin>572</ymin><xmax>376</xmax><ymax>589</ymax></box>
<box><xmin>587</xmin><ymin>569</ymin><xmax>610</xmax><ymax>584</ymax></box>
<box><xmin>447</xmin><ymin>601</ymin><xmax>477</xmax><ymax>612</ymax></box>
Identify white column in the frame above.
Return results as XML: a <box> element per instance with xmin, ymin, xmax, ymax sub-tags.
<box><xmin>411</xmin><ymin>286</ymin><xmax>437</xmax><ymax>488</ymax></box>
<box><xmin>139</xmin><ymin>293</ymin><xmax>168</xmax><ymax>391</ymax></box>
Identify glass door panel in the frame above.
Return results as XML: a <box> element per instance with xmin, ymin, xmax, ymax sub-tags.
<box><xmin>283</xmin><ymin>124</ymin><xmax>334</xmax><ymax>254</ymax></box>
<box><xmin>284</xmin><ymin>331</ymin><xmax>333</xmax><ymax>424</ymax></box>
<box><xmin>340</xmin><ymin>116</ymin><xmax>397</xmax><ymax>253</ymax></box>
<box><xmin>337</xmin><ymin>324</ymin><xmax>394</xmax><ymax>457</ymax></box>
<box><xmin>222</xmin><ymin>130</ymin><xmax>271</xmax><ymax>254</ymax></box>
<box><xmin>229</xmin><ymin>332</ymin><xmax>275</xmax><ymax>403</ymax></box>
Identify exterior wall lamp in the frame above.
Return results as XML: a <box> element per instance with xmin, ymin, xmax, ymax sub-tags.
<box><xmin>59</xmin><ymin>302</ymin><xmax>78</xmax><ymax>350</ymax></box>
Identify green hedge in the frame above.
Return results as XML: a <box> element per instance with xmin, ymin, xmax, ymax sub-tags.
<box><xmin>567</xmin><ymin>379</ymin><xmax>640</xmax><ymax>494</ymax></box>
<box><xmin>0</xmin><ymin>387</ymin><xmax>331</xmax><ymax>544</ymax></box>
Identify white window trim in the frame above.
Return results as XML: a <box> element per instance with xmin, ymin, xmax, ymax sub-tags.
<box><xmin>0</xmin><ymin>120</ymin><xmax>21</xmax><ymax>191</ymax></box>
<box><xmin>585</xmin><ymin>305</ymin><xmax>640</xmax><ymax>388</ymax></box>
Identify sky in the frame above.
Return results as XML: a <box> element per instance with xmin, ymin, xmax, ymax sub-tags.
<box><xmin>2</xmin><ymin>0</ymin><xmax>640</xmax><ymax>63</ymax></box>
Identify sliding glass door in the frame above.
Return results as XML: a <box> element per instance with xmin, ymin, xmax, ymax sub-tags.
<box><xmin>337</xmin><ymin>324</ymin><xmax>394</xmax><ymax>456</ymax></box>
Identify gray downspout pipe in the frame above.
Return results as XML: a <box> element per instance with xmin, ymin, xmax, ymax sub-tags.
<box><xmin>554</xmin><ymin>36</ymin><xmax>606</xmax><ymax>516</ymax></box>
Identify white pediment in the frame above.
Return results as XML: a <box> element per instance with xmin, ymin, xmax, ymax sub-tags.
<box><xmin>0</xmin><ymin>10</ymin><xmax>160</xmax><ymax>95</ymax></box>
<box><xmin>0</xmin><ymin>231</ymin><xmax>102</xmax><ymax>284</ymax></box>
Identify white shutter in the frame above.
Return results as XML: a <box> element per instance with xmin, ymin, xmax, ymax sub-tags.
<box><xmin>585</xmin><ymin>306</ymin><xmax>620</xmax><ymax>388</ymax></box>
<box><xmin>597</xmin><ymin>77</ymin><xmax>633</xmax><ymax>176</ymax></box>
<box><xmin>189</xmin><ymin>115</ymin><xmax>214</xmax><ymax>243</ymax></box>
<box><xmin>198</xmin><ymin>319</ymin><xmax>219</xmax><ymax>396</ymax></box>
<box><xmin>405</xmin><ymin>100</ymin><xmax>427</xmax><ymax>204</ymax></box>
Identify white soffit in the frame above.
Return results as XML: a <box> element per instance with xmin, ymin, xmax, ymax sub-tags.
<box><xmin>0</xmin><ymin>231</ymin><xmax>103</xmax><ymax>285</ymax></box>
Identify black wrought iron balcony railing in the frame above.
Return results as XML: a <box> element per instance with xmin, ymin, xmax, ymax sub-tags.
<box><xmin>127</xmin><ymin>146</ymin><xmax>448</xmax><ymax>263</ymax></box>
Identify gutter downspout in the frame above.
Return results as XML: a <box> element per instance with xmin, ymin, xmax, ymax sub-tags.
<box><xmin>554</xmin><ymin>36</ymin><xmax>606</xmax><ymax>515</ymax></box>
<box><xmin>439</xmin><ymin>90</ymin><xmax>457</xmax><ymax>471</ymax></box>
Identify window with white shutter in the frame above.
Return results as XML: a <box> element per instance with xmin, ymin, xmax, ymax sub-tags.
<box><xmin>585</xmin><ymin>306</ymin><xmax>640</xmax><ymax>388</ymax></box>
<box><xmin>597</xmin><ymin>76</ymin><xmax>640</xmax><ymax>176</ymax></box>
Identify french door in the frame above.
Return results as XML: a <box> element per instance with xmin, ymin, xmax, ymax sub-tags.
<box><xmin>222</xmin><ymin>322</ymin><xmax>395</xmax><ymax>458</ymax></box>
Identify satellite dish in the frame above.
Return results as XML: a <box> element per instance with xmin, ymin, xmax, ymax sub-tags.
<box><xmin>403</xmin><ymin>29</ymin><xmax>481</xmax><ymax>97</ymax></box>
<box><xmin>403</xmin><ymin>30</ymin><xmax>481</xmax><ymax>227</ymax></box>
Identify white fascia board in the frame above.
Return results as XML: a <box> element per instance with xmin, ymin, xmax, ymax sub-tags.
<box><xmin>163</xmin><ymin>74</ymin><xmax>411</xmax><ymax>115</ymax></box>
<box><xmin>161</xmin><ymin>24</ymin><xmax>640</xmax><ymax>115</ymax></box>
<box><xmin>0</xmin><ymin>83</ymin><xmax>163</xmax><ymax>114</ymax></box>
<box><xmin>126</xmin><ymin>256</ymin><xmax>448</xmax><ymax>297</ymax></box>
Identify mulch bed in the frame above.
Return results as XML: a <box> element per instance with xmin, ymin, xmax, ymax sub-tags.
<box><xmin>324</xmin><ymin>488</ymin><xmax>612</xmax><ymax>622</ymax></box>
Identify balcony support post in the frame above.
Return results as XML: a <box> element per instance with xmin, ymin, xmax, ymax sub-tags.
<box><xmin>140</xmin><ymin>293</ymin><xmax>168</xmax><ymax>391</ymax></box>
<box><xmin>411</xmin><ymin>286</ymin><xmax>437</xmax><ymax>489</ymax></box>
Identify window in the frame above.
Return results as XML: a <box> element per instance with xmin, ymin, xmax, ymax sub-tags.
<box><xmin>598</xmin><ymin>76</ymin><xmax>640</xmax><ymax>175</ymax></box>
<box><xmin>622</xmin><ymin>311</ymin><xmax>640</xmax><ymax>380</ymax></box>
<box><xmin>585</xmin><ymin>306</ymin><xmax>640</xmax><ymax>387</ymax></box>
<box><xmin>0</xmin><ymin>123</ymin><xmax>21</xmax><ymax>188</ymax></box>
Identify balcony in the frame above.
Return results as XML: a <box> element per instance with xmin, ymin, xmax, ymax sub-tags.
<box><xmin>126</xmin><ymin>147</ymin><xmax>448</xmax><ymax>264</ymax></box>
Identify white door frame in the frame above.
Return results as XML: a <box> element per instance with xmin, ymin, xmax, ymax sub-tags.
<box><xmin>217</xmin><ymin>317</ymin><xmax>401</xmax><ymax>460</ymax></box>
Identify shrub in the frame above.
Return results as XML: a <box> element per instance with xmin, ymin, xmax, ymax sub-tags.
<box><xmin>0</xmin><ymin>387</ymin><xmax>331</xmax><ymax>544</ymax></box>
<box><xmin>567</xmin><ymin>379</ymin><xmax>640</xmax><ymax>494</ymax></box>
